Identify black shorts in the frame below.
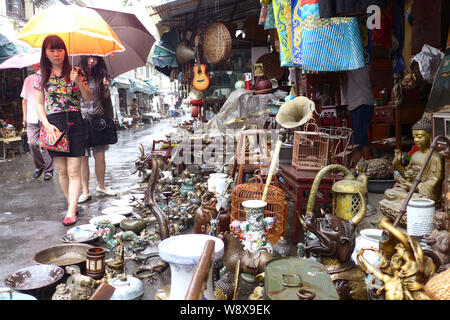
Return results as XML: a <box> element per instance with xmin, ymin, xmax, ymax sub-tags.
<box><xmin>47</xmin><ymin>111</ymin><xmax>86</xmax><ymax>158</ymax></box>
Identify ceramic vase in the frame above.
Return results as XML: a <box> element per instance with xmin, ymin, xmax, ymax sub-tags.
<box><xmin>351</xmin><ymin>229</ymin><xmax>383</xmax><ymax>266</ymax></box>
<box><xmin>407</xmin><ymin>198</ymin><xmax>435</xmax><ymax>237</ymax></box>
<box><xmin>240</xmin><ymin>200</ymin><xmax>273</xmax><ymax>253</ymax></box>
<box><xmin>207</xmin><ymin>173</ymin><xmax>228</xmax><ymax>195</ymax></box>
<box><xmin>158</xmin><ymin>234</ymin><xmax>224</xmax><ymax>300</ymax></box>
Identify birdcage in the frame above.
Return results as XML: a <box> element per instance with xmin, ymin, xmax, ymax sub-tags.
<box><xmin>236</xmin><ymin>129</ymin><xmax>271</xmax><ymax>165</ymax></box>
<box><xmin>292</xmin><ymin>122</ymin><xmax>330</xmax><ymax>170</ymax></box>
<box><xmin>318</xmin><ymin>126</ymin><xmax>353</xmax><ymax>168</ymax></box>
<box><xmin>230</xmin><ymin>174</ymin><xmax>287</xmax><ymax>244</ymax></box>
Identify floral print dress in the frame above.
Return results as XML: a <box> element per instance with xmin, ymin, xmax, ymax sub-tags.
<box><xmin>33</xmin><ymin>67</ymin><xmax>88</xmax><ymax>114</ymax></box>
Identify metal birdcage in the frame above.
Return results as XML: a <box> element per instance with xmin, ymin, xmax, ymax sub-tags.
<box><xmin>292</xmin><ymin>122</ymin><xmax>330</xmax><ymax>170</ymax></box>
<box><xmin>230</xmin><ymin>174</ymin><xmax>287</xmax><ymax>244</ymax></box>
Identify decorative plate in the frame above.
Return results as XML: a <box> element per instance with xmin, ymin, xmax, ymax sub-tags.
<box><xmin>89</xmin><ymin>214</ymin><xmax>126</xmax><ymax>226</ymax></box>
<box><xmin>101</xmin><ymin>206</ymin><xmax>133</xmax><ymax>216</ymax></box>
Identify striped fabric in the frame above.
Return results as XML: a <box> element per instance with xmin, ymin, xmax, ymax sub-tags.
<box><xmin>299</xmin><ymin>1</ymin><xmax>365</xmax><ymax>71</ymax></box>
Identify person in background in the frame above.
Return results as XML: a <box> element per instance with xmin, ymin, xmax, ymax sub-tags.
<box><xmin>34</xmin><ymin>35</ymin><xmax>93</xmax><ymax>226</ymax></box>
<box><xmin>78</xmin><ymin>55</ymin><xmax>117</xmax><ymax>204</ymax></box>
<box><xmin>21</xmin><ymin>63</ymin><xmax>54</xmax><ymax>180</ymax></box>
<box><xmin>340</xmin><ymin>65</ymin><xmax>374</xmax><ymax>164</ymax></box>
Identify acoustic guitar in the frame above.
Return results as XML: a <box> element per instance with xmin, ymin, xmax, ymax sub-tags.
<box><xmin>192</xmin><ymin>35</ymin><xmax>210</xmax><ymax>91</ymax></box>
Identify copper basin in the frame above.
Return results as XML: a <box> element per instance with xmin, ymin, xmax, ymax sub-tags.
<box><xmin>33</xmin><ymin>244</ymin><xmax>94</xmax><ymax>267</ymax></box>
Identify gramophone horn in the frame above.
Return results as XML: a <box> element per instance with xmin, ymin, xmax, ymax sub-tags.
<box><xmin>276</xmin><ymin>96</ymin><xmax>315</xmax><ymax>129</ymax></box>
<box><xmin>176</xmin><ymin>40</ymin><xmax>195</xmax><ymax>65</ymax></box>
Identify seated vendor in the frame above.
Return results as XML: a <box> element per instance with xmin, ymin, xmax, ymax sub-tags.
<box><xmin>0</xmin><ymin>119</ymin><xmax>16</xmax><ymax>138</ymax></box>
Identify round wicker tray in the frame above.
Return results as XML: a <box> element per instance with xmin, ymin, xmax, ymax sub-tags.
<box><xmin>203</xmin><ymin>22</ymin><xmax>232</xmax><ymax>65</ymax></box>
<box><xmin>257</xmin><ymin>52</ymin><xmax>284</xmax><ymax>80</ymax></box>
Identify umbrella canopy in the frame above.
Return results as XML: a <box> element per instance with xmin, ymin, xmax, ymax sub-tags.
<box><xmin>16</xmin><ymin>5</ymin><xmax>125</xmax><ymax>57</ymax></box>
<box><xmin>151</xmin><ymin>29</ymin><xmax>179</xmax><ymax>69</ymax></box>
<box><xmin>0</xmin><ymin>32</ymin><xmax>33</xmax><ymax>64</ymax></box>
<box><xmin>88</xmin><ymin>7</ymin><xmax>156</xmax><ymax>78</ymax></box>
<box><xmin>0</xmin><ymin>51</ymin><xmax>41</xmax><ymax>69</ymax></box>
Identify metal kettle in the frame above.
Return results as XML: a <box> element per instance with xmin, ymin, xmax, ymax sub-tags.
<box><xmin>305</xmin><ymin>164</ymin><xmax>367</xmax><ymax>221</ymax></box>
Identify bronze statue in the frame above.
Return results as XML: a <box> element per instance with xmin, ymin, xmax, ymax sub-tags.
<box><xmin>303</xmin><ymin>206</ymin><xmax>367</xmax><ymax>300</ymax></box>
<box><xmin>218</xmin><ymin>232</ymin><xmax>272</xmax><ymax>276</ymax></box>
<box><xmin>379</xmin><ymin>117</ymin><xmax>445</xmax><ymax>226</ymax></box>
<box><xmin>357</xmin><ymin>218</ymin><xmax>436</xmax><ymax>300</ymax></box>
<box><xmin>194</xmin><ymin>192</ymin><xmax>230</xmax><ymax>235</ymax></box>
<box><xmin>424</xmin><ymin>211</ymin><xmax>450</xmax><ymax>270</ymax></box>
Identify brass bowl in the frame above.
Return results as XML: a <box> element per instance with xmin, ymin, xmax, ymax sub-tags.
<box><xmin>4</xmin><ymin>264</ymin><xmax>64</xmax><ymax>298</ymax></box>
<box><xmin>33</xmin><ymin>244</ymin><xmax>94</xmax><ymax>267</ymax></box>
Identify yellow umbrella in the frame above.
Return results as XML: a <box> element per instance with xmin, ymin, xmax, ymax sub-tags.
<box><xmin>16</xmin><ymin>5</ymin><xmax>125</xmax><ymax>57</ymax></box>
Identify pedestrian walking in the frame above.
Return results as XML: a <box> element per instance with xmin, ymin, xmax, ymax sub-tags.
<box><xmin>21</xmin><ymin>63</ymin><xmax>54</xmax><ymax>180</ymax></box>
<box><xmin>34</xmin><ymin>35</ymin><xmax>93</xmax><ymax>226</ymax></box>
<box><xmin>78</xmin><ymin>55</ymin><xmax>117</xmax><ymax>204</ymax></box>
<box><xmin>340</xmin><ymin>65</ymin><xmax>374</xmax><ymax>164</ymax></box>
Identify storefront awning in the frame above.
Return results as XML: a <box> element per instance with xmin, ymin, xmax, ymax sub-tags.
<box><xmin>112</xmin><ymin>75</ymin><xmax>131</xmax><ymax>88</ymax></box>
<box><xmin>130</xmin><ymin>79</ymin><xmax>154</xmax><ymax>95</ymax></box>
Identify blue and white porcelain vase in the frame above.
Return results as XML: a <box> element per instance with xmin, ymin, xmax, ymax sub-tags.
<box><xmin>240</xmin><ymin>200</ymin><xmax>273</xmax><ymax>253</ymax></box>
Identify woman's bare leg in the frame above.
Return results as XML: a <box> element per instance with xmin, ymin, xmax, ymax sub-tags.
<box><xmin>93</xmin><ymin>150</ymin><xmax>106</xmax><ymax>190</ymax></box>
<box><xmin>80</xmin><ymin>155</ymin><xmax>90</xmax><ymax>195</ymax></box>
<box><xmin>66</xmin><ymin>157</ymin><xmax>82</xmax><ymax>217</ymax></box>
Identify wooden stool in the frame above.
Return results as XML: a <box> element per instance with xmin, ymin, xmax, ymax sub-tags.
<box><xmin>236</xmin><ymin>129</ymin><xmax>271</xmax><ymax>165</ymax></box>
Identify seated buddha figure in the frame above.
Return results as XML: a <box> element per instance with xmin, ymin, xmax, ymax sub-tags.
<box><xmin>379</xmin><ymin>117</ymin><xmax>445</xmax><ymax>226</ymax></box>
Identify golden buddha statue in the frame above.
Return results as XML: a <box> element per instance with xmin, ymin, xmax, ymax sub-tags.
<box><xmin>379</xmin><ymin>117</ymin><xmax>445</xmax><ymax>226</ymax></box>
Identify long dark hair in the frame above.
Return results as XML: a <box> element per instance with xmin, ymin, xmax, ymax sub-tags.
<box><xmin>39</xmin><ymin>35</ymin><xmax>71</xmax><ymax>88</ymax></box>
<box><xmin>79</xmin><ymin>56</ymin><xmax>110</xmax><ymax>98</ymax></box>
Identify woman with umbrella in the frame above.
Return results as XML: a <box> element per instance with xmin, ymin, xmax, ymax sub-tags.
<box><xmin>34</xmin><ymin>35</ymin><xmax>93</xmax><ymax>226</ymax></box>
<box><xmin>78</xmin><ymin>55</ymin><xmax>117</xmax><ymax>204</ymax></box>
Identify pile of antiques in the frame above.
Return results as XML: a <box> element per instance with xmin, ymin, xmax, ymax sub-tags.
<box><xmin>2</xmin><ymin>99</ymin><xmax>450</xmax><ymax>300</ymax></box>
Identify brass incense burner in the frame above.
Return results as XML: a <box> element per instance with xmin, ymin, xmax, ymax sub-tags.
<box><xmin>302</xmin><ymin>164</ymin><xmax>368</xmax><ymax>299</ymax></box>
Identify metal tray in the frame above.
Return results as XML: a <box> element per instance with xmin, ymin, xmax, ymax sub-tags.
<box><xmin>264</xmin><ymin>257</ymin><xmax>339</xmax><ymax>300</ymax></box>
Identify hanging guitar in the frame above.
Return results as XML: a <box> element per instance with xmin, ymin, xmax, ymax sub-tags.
<box><xmin>192</xmin><ymin>35</ymin><xmax>211</xmax><ymax>91</ymax></box>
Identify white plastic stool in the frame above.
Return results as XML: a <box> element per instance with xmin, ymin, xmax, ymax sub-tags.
<box><xmin>158</xmin><ymin>234</ymin><xmax>224</xmax><ymax>300</ymax></box>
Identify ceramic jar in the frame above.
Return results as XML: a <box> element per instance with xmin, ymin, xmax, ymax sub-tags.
<box><xmin>108</xmin><ymin>274</ymin><xmax>144</xmax><ymax>300</ymax></box>
<box><xmin>208</xmin><ymin>173</ymin><xmax>228</xmax><ymax>195</ymax></box>
<box><xmin>158</xmin><ymin>234</ymin><xmax>224</xmax><ymax>300</ymax></box>
<box><xmin>351</xmin><ymin>229</ymin><xmax>383</xmax><ymax>266</ymax></box>
<box><xmin>407</xmin><ymin>198</ymin><xmax>435</xmax><ymax>237</ymax></box>
<box><xmin>86</xmin><ymin>247</ymin><xmax>105</xmax><ymax>280</ymax></box>
<box><xmin>240</xmin><ymin>200</ymin><xmax>273</xmax><ymax>254</ymax></box>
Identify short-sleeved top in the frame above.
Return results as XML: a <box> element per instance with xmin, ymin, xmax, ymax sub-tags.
<box><xmin>20</xmin><ymin>74</ymin><xmax>40</xmax><ymax>124</ymax></box>
<box><xmin>81</xmin><ymin>78</ymin><xmax>114</xmax><ymax>120</ymax></box>
<box><xmin>33</xmin><ymin>67</ymin><xmax>88</xmax><ymax>115</ymax></box>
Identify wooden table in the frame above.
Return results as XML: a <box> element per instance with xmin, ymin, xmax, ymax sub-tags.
<box><xmin>0</xmin><ymin>136</ymin><xmax>22</xmax><ymax>159</ymax></box>
<box><xmin>277</xmin><ymin>163</ymin><xmax>342</xmax><ymax>244</ymax></box>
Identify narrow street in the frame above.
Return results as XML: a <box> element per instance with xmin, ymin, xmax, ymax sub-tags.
<box><xmin>0</xmin><ymin>116</ymin><xmax>188</xmax><ymax>299</ymax></box>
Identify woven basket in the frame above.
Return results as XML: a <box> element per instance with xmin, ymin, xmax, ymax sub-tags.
<box><xmin>203</xmin><ymin>22</ymin><xmax>232</xmax><ymax>65</ymax></box>
<box><xmin>256</xmin><ymin>52</ymin><xmax>284</xmax><ymax>80</ymax></box>
<box><xmin>230</xmin><ymin>175</ymin><xmax>287</xmax><ymax>244</ymax></box>
<box><xmin>424</xmin><ymin>268</ymin><xmax>450</xmax><ymax>300</ymax></box>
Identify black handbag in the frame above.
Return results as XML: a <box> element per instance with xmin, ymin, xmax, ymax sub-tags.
<box><xmin>21</xmin><ymin>131</ymin><xmax>30</xmax><ymax>153</ymax></box>
<box><xmin>85</xmin><ymin>114</ymin><xmax>118</xmax><ymax>147</ymax></box>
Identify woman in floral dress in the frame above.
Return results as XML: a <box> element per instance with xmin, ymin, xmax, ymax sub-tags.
<box><xmin>34</xmin><ymin>35</ymin><xmax>93</xmax><ymax>226</ymax></box>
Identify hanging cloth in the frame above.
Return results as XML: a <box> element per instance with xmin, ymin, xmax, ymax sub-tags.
<box><xmin>291</xmin><ymin>0</ymin><xmax>303</xmax><ymax>66</ymax></box>
<box><xmin>300</xmin><ymin>0</ymin><xmax>365</xmax><ymax>71</ymax></box>
<box><xmin>264</xmin><ymin>2</ymin><xmax>277</xmax><ymax>30</ymax></box>
<box><xmin>272</xmin><ymin>0</ymin><xmax>295</xmax><ymax>67</ymax></box>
